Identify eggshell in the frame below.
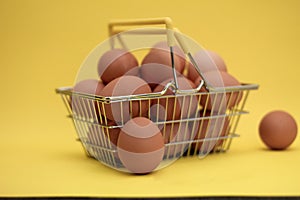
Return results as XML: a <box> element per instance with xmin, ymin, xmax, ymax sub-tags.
<box><xmin>152</xmin><ymin>76</ymin><xmax>198</xmax><ymax>121</ymax></box>
<box><xmin>117</xmin><ymin>117</ymin><xmax>164</xmax><ymax>174</ymax></box>
<box><xmin>192</xmin><ymin>112</ymin><xmax>230</xmax><ymax>154</ymax></box>
<box><xmin>73</xmin><ymin>79</ymin><xmax>105</xmax><ymax>95</ymax></box>
<box><xmin>196</xmin><ymin>71</ymin><xmax>242</xmax><ymax>111</ymax></box>
<box><xmin>88</xmin><ymin>120</ymin><xmax>120</xmax><ymax>146</ymax></box>
<box><xmin>87</xmin><ymin>121</ymin><xmax>120</xmax><ymax>161</ymax></box>
<box><xmin>259</xmin><ymin>110</ymin><xmax>298</xmax><ymax>150</ymax></box>
<box><xmin>99</xmin><ymin>75</ymin><xmax>152</xmax><ymax>123</ymax></box>
<box><xmin>72</xmin><ymin>79</ymin><xmax>105</xmax><ymax>121</ymax></box>
<box><xmin>186</xmin><ymin>62</ymin><xmax>200</xmax><ymax>82</ymax></box>
<box><xmin>187</xmin><ymin>50</ymin><xmax>227</xmax><ymax>82</ymax></box>
<box><xmin>162</xmin><ymin>122</ymin><xmax>192</xmax><ymax>158</ymax></box>
<box><xmin>152</xmin><ymin>41</ymin><xmax>186</xmax><ymax>61</ymax></box>
<box><xmin>140</xmin><ymin>63</ymin><xmax>180</xmax><ymax>91</ymax></box>
<box><xmin>142</xmin><ymin>41</ymin><xmax>186</xmax><ymax>74</ymax></box>
<box><xmin>97</xmin><ymin>49</ymin><xmax>139</xmax><ymax>84</ymax></box>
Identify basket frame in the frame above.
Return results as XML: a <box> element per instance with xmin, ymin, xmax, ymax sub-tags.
<box><xmin>56</xmin><ymin>17</ymin><xmax>259</xmax><ymax>173</ymax></box>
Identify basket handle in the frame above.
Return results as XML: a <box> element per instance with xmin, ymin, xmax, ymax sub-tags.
<box><xmin>108</xmin><ymin>17</ymin><xmax>176</xmax><ymax>46</ymax></box>
<box><xmin>107</xmin><ymin>18</ymin><xmax>208</xmax><ymax>92</ymax></box>
<box><xmin>172</xmin><ymin>30</ymin><xmax>213</xmax><ymax>90</ymax></box>
<box><xmin>108</xmin><ymin>17</ymin><xmax>183</xmax><ymax>89</ymax></box>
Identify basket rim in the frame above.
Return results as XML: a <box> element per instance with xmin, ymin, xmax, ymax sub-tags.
<box><xmin>55</xmin><ymin>82</ymin><xmax>259</xmax><ymax>103</ymax></box>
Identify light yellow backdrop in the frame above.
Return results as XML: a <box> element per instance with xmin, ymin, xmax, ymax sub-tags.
<box><xmin>0</xmin><ymin>0</ymin><xmax>299</xmax><ymax>197</ymax></box>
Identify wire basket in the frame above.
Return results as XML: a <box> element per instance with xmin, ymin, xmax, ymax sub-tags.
<box><xmin>56</xmin><ymin>18</ymin><xmax>258</xmax><ymax>173</ymax></box>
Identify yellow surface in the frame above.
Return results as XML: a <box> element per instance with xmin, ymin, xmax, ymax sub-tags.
<box><xmin>1</xmin><ymin>0</ymin><xmax>300</xmax><ymax>197</ymax></box>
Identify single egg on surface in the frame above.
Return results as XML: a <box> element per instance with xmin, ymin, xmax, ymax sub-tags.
<box><xmin>259</xmin><ymin>110</ymin><xmax>297</xmax><ymax>150</ymax></box>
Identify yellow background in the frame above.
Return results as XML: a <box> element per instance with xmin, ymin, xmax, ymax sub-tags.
<box><xmin>1</xmin><ymin>0</ymin><xmax>300</xmax><ymax>197</ymax></box>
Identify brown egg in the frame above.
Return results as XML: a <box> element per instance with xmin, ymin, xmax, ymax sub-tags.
<box><xmin>192</xmin><ymin>112</ymin><xmax>230</xmax><ymax>154</ymax></box>
<box><xmin>140</xmin><ymin>63</ymin><xmax>180</xmax><ymax>91</ymax></box>
<box><xmin>187</xmin><ymin>50</ymin><xmax>227</xmax><ymax>82</ymax></box>
<box><xmin>88</xmin><ymin>120</ymin><xmax>120</xmax><ymax>146</ymax></box>
<box><xmin>196</xmin><ymin>71</ymin><xmax>242</xmax><ymax>111</ymax></box>
<box><xmin>152</xmin><ymin>76</ymin><xmax>198</xmax><ymax>121</ymax></box>
<box><xmin>97</xmin><ymin>48</ymin><xmax>139</xmax><ymax>84</ymax></box>
<box><xmin>259</xmin><ymin>110</ymin><xmax>298</xmax><ymax>150</ymax></box>
<box><xmin>72</xmin><ymin>79</ymin><xmax>105</xmax><ymax>121</ymax></box>
<box><xmin>162</xmin><ymin>122</ymin><xmax>192</xmax><ymax>158</ymax></box>
<box><xmin>142</xmin><ymin>41</ymin><xmax>186</xmax><ymax>74</ymax></box>
<box><xmin>73</xmin><ymin>79</ymin><xmax>105</xmax><ymax>94</ymax></box>
<box><xmin>117</xmin><ymin>117</ymin><xmax>165</xmax><ymax>174</ymax></box>
<box><xmin>87</xmin><ymin>121</ymin><xmax>120</xmax><ymax>161</ymax></box>
<box><xmin>152</xmin><ymin>41</ymin><xmax>186</xmax><ymax>61</ymax></box>
<box><xmin>99</xmin><ymin>75</ymin><xmax>152</xmax><ymax>123</ymax></box>
<box><xmin>186</xmin><ymin>62</ymin><xmax>200</xmax><ymax>82</ymax></box>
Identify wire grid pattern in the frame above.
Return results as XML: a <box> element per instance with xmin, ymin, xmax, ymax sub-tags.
<box><xmin>57</xmin><ymin>86</ymin><xmax>252</xmax><ymax>170</ymax></box>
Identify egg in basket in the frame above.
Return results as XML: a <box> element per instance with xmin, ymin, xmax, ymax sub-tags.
<box><xmin>56</xmin><ymin>18</ymin><xmax>258</xmax><ymax>174</ymax></box>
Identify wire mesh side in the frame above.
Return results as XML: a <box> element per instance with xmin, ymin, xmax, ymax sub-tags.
<box><xmin>57</xmin><ymin>85</ymin><xmax>254</xmax><ymax>169</ymax></box>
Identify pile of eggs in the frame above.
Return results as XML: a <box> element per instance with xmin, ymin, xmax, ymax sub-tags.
<box><xmin>72</xmin><ymin>41</ymin><xmax>242</xmax><ymax>174</ymax></box>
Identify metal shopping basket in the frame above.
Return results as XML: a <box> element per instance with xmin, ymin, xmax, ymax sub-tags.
<box><xmin>56</xmin><ymin>18</ymin><xmax>259</xmax><ymax>173</ymax></box>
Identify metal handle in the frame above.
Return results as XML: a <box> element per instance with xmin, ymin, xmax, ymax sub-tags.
<box><xmin>108</xmin><ymin>17</ymin><xmax>175</xmax><ymax>46</ymax></box>
<box><xmin>106</xmin><ymin>18</ymin><xmax>254</xmax><ymax>93</ymax></box>
<box><xmin>172</xmin><ymin>30</ymin><xmax>214</xmax><ymax>91</ymax></box>
<box><xmin>108</xmin><ymin>17</ymin><xmax>185</xmax><ymax>91</ymax></box>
